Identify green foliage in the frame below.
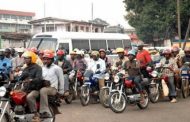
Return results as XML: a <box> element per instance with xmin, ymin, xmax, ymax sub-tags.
<box><xmin>124</xmin><ymin>0</ymin><xmax>190</xmax><ymax>43</ymax></box>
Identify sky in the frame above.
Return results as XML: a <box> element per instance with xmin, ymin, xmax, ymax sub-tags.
<box><xmin>0</xmin><ymin>0</ymin><xmax>133</xmax><ymax>28</ymax></box>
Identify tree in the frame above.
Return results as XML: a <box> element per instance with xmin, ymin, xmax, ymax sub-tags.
<box><xmin>124</xmin><ymin>0</ymin><xmax>190</xmax><ymax>44</ymax></box>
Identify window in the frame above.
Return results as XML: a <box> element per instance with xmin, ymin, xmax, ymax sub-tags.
<box><xmin>11</xmin><ymin>15</ymin><xmax>17</xmax><ymax>20</ymax></box>
<box><xmin>75</xmin><ymin>26</ymin><xmax>79</xmax><ymax>32</ymax></box>
<box><xmin>72</xmin><ymin>39</ymin><xmax>89</xmax><ymax>50</ymax></box>
<box><xmin>123</xmin><ymin>40</ymin><xmax>131</xmax><ymax>49</ymax></box>
<box><xmin>19</xmin><ymin>16</ymin><xmax>25</xmax><ymax>20</ymax></box>
<box><xmin>67</xmin><ymin>26</ymin><xmax>70</xmax><ymax>32</ymax></box>
<box><xmin>26</xmin><ymin>16</ymin><xmax>32</xmax><ymax>20</ymax></box>
<box><xmin>90</xmin><ymin>40</ymin><xmax>106</xmax><ymax>50</ymax></box>
<box><xmin>80</xmin><ymin>26</ymin><xmax>84</xmax><ymax>31</ymax></box>
<box><xmin>3</xmin><ymin>14</ymin><xmax>10</xmax><ymax>19</ymax></box>
<box><xmin>95</xmin><ymin>28</ymin><xmax>99</xmax><ymax>32</ymax></box>
<box><xmin>58</xmin><ymin>43</ymin><xmax>70</xmax><ymax>54</ymax></box>
<box><xmin>107</xmin><ymin>40</ymin><xmax>123</xmax><ymax>49</ymax></box>
<box><xmin>86</xmin><ymin>27</ymin><xmax>89</xmax><ymax>32</ymax></box>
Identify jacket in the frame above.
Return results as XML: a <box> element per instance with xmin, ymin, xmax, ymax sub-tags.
<box><xmin>21</xmin><ymin>63</ymin><xmax>43</xmax><ymax>91</ymax></box>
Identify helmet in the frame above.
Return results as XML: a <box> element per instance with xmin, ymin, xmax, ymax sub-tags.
<box><xmin>76</xmin><ymin>50</ymin><xmax>82</xmax><ymax>55</ymax></box>
<box><xmin>91</xmin><ymin>51</ymin><xmax>99</xmax><ymax>56</ymax></box>
<box><xmin>70</xmin><ymin>51</ymin><xmax>76</xmax><ymax>55</ymax></box>
<box><xmin>30</xmin><ymin>47</ymin><xmax>38</xmax><ymax>53</ymax></box>
<box><xmin>99</xmin><ymin>49</ymin><xmax>106</xmax><ymax>52</ymax></box>
<box><xmin>116</xmin><ymin>48</ymin><xmax>124</xmax><ymax>53</ymax></box>
<box><xmin>57</xmin><ymin>50</ymin><xmax>65</xmax><ymax>55</ymax></box>
<box><xmin>163</xmin><ymin>49</ymin><xmax>171</xmax><ymax>54</ymax></box>
<box><xmin>73</xmin><ymin>48</ymin><xmax>79</xmax><ymax>52</ymax></box>
<box><xmin>43</xmin><ymin>51</ymin><xmax>54</xmax><ymax>59</ymax></box>
<box><xmin>4</xmin><ymin>48</ymin><xmax>11</xmax><ymax>53</ymax></box>
<box><xmin>171</xmin><ymin>46</ymin><xmax>179</xmax><ymax>52</ymax></box>
<box><xmin>127</xmin><ymin>50</ymin><xmax>136</xmax><ymax>56</ymax></box>
<box><xmin>22</xmin><ymin>51</ymin><xmax>37</xmax><ymax>63</ymax></box>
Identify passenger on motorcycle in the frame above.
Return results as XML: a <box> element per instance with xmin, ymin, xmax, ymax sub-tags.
<box><xmin>171</xmin><ymin>46</ymin><xmax>182</xmax><ymax>68</ymax></box>
<box><xmin>112</xmin><ymin>48</ymin><xmax>128</xmax><ymax>70</ymax></box>
<box><xmin>123</xmin><ymin>50</ymin><xmax>143</xmax><ymax>97</ymax></box>
<box><xmin>40</xmin><ymin>51</ymin><xmax>64</xmax><ymax>118</ymax></box>
<box><xmin>21</xmin><ymin>51</ymin><xmax>43</xmax><ymax>120</ymax></box>
<box><xmin>160</xmin><ymin>49</ymin><xmax>178</xmax><ymax>103</ymax></box>
<box><xmin>4</xmin><ymin>48</ymin><xmax>13</xmax><ymax>60</ymax></box>
<box><xmin>12</xmin><ymin>48</ymin><xmax>25</xmax><ymax>71</ymax></box>
<box><xmin>86</xmin><ymin>51</ymin><xmax>106</xmax><ymax>89</ymax></box>
<box><xmin>54</xmin><ymin>49</ymin><xmax>72</xmax><ymax>96</ymax></box>
<box><xmin>136</xmin><ymin>42</ymin><xmax>152</xmax><ymax>78</ymax></box>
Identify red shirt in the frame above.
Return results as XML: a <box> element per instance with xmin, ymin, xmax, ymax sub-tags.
<box><xmin>136</xmin><ymin>49</ymin><xmax>152</xmax><ymax>67</ymax></box>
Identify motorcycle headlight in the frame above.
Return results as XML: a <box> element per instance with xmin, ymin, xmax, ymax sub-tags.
<box><xmin>114</xmin><ymin>75</ymin><xmax>120</xmax><ymax>83</ymax></box>
<box><xmin>151</xmin><ymin>71</ymin><xmax>158</xmax><ymax>78</ymax></box>
<box><xmin>105</xmin><ymin>73</ymin><xmax>110</xmax><ymax>80</ymax></box>
<box><xmin>0</xmin><ymin>86</ymin><xmax>6</xmax><ymax>97</ymax></box>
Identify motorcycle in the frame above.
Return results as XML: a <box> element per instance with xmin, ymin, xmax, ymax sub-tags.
<box><xmin>146</xmin><ymin>66</ymin><xmax>160</xmax><ymax>103</ymax></box>
<box><xmin>180</xmin><ymin>62</ymin><xmax>190</xmax><ymax>98</ymax></box>
<box><xmin>99</xmin><ymin>71</ymin><xmax>112</xmax><ymax>108</ymax></box>
<box><xmin>80</xmin><ymin>65</ymin><xmax>103</xmax><ymax>106</ymax></box>
<box><xmin>67</xmin><ymin>69</ymin><xmax>84</xmax><ymax>102</ymax></box>
<box><xmin>0</xmin><ymin>79</ymin><xmax>61</xmax><ymax>122</ymax></box>
<box><xmin>108</xmin><ymin>70</ymin><xmax>149</xmax><ymax>113</ymax></box>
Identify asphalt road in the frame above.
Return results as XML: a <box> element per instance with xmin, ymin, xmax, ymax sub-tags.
<box><xmin>56</xmin><ymin>97</ymin><xmax>190</xmax><ymax>122</ymax></box>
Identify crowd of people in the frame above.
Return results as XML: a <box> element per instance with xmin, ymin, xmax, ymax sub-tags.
<box><xmin>0</xmin><ymin>43</ymin><xmax>190</xmax><ymax>121</ymax></box>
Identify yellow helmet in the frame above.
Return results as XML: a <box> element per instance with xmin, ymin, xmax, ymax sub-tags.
<box><xmin>116</xmin><ymin>48</ymin><xmax>124</xmax><ymax>53</ymax></box>
<box><xmin>91</xmin><ymin>51</ymin><xmax>99</xmax><ymax>56</ymax></box>
<box><xmin>22</xmin><ymin>51</ymin><xmax>38</xmax><ymax>63</ymax></box>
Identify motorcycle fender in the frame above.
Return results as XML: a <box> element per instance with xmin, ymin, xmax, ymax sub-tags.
<box><xmin>101</xmin><ymin>86</ymin><xmax>109</xmax><ymax>89</ymax></box>
<box><xmin>110</xmin><ymin>89</ymin><xmax>120</xmax><ymax>93</ymax></box>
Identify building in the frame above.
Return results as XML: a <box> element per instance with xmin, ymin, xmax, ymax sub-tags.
<box><xmin>104</xmin><ymin>25</ymin><xmax>125</xmax><ymax>33</ymax></box>
<box><xmin>0</xmin><ymin>9</ymin><xmax>35</xmax><ymax>48</ymax></box>
<box><xmin>29</xmin><ymin>17</ymin><xmax>108</xmax><ymax>34</ymax></box>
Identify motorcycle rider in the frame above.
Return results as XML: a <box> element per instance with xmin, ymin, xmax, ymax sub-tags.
<box><xmin>182</xmin><ymin>47</ymin><xmax>190</xmax><ymax>65</ymax></box>
<box><xmin>69</xmin><ymin>51</ymin><xmax>77</xmax><ymax>68</ymax></box>
<box><xmin>30</xmin><ymin>47</ymin><xmax>43</xmax><ymax>67</ymax></box>
<box><xmin>54</xmin><ymin>49</ymin><xmax>72</xmax><ymax>96</ymax></box>
<box><xmin>136</xmin><ymin>42</ymin><xmax>152</xmax><ymax>78</ymax></box>
<box><xmin>123</xmin><ymin>50</ymin><xmax>144</xmax><ymax>100</ymax></box>
<box><xmin>12</xmin><ymin>48</ymin><xmax>25</xmax><ymax>71</ymax></box>
<box><xmin>40</xmin><ymin>51</ymin><xmax>65</xmax><ymax>118</ymax></box>
<box><xmin>160</xmin><ymin>49</ymin><xmax>178</xmax><ymax>103</ymax></box>
<box><xmin>0</xmin><ymin>50</ymin><xmax>13</xmax><ymax>81</ymax></box>
<box><xmin>86</xmin><ymin>51</ymin><xmax>106</xmax><ymax>89</ymax></box>
<box><xmin>99</xmin><ymin>49</ymin><xmax>111</xmax><ymax>71</ymax></box>
<box><xmin>73</xmin><ymin>50</ymin><xmax>87</xmax><ymax>74</ymax></box>
<box><xmin>112</xmin><ymin>48</ymin><xmax>128</xmax><ymax>70</ymax></box>
<box><xmin>4</xmin><ymin>48</ymin><xmax>12</xmax><ymax>60</ymax></box>
<box><xmin>21</xmin><ymin>51</ymin><xmax>43</xmax><ymax>121</ymax></box>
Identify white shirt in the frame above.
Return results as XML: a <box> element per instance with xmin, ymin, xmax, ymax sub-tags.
<box><xmin>87</xmin><ymin>58</ymin><xmax>106</xmax><ymax>78</ymax></box>
<box><xmin>42</xmin><ymin>64</ymin><xmax>65</xmax><ymax>94</ymax></box>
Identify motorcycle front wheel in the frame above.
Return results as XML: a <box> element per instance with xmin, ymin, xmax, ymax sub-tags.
<box><xmin>99</xmin><ymin>88</ymin><xmax>110</xmax><ymax>108</ymax></box>
<box><xmin>181</xmin><ymin>79</ymin><xmax>190</xmax><ymax>98</ymax></box>
<box><xmin>137</xmin><ymin>90</ymin><xmax>149</xmax><ymax>109</ymax></box>
<box><xmin>0</xmin><ymin>113</ymin><xmax>10</xmax><ymax>122</ymax></box>
<box><xmin>149</xmin><ymin>83</ymin><xmax>160</xmax><ymax>103</ymax></box>
<box><xmin>109</xmin><ymin>92</ymin><xmax>126</xmax><ymax>113</ymax></box>
<box><xmin>80</xmin><ymin>85</ymin><xmax>90</xmax><ymax>106</ymax></box>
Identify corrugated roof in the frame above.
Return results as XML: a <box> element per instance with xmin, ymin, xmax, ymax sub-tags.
<box><xmin>0</xmin><ymin>9</ymin><xmax>35</xmax><ymax>17</ymax></box>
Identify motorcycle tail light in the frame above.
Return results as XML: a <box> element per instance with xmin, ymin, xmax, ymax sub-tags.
<box><xmin>11</xmin><ymin>90</ymin><xmax>27</xmax><ymax>105</ymax></box>
<box><xmin>125</xmin><ymin>80</ymin><xmax>134</xmax><ymax>88</ymax></box>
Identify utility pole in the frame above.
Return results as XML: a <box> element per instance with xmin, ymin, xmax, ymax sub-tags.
<box><xmin>90</xmin><ymin>2</ymin><xmax>94</xmax><ymax>32</ymax></box>
<box><xmin>177</xmin><ymin>0</ymin><xmax>181</xmax><ymax>48</ymax></box>
<box><xmin>182</xmin><ymin>19</ymin><xmax>190</xmax><ymax>50</ymax></box>
<box><xmin>44</xmin><ymin>1</ymin><xmax>46</xmax><ymax>32</ymax></box>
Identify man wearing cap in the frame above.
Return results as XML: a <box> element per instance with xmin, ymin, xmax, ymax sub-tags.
<box><xmin>12</xmin><ymin>48</ymin><xmax>25</xmax><ymax>71</ymax></box>
<box><xmin>87</xmin><ymin>51</ymin><xmax>106</xmax><ymax>89</ymax></box>
<box><xmin>112</xmin><ymin>48</ymin><xmax>128</xmax><ymax>70</ymax></box>
<box><xmin>136</xmin><ymin>43</ymin><xmax>152</xmax><ymax>78</ymax></box>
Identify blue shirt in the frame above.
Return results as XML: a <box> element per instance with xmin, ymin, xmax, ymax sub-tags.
<box><xmin>0</xmin><ymin>57</ymin><xmax>12</xmax><ymax>74</ymax></box>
